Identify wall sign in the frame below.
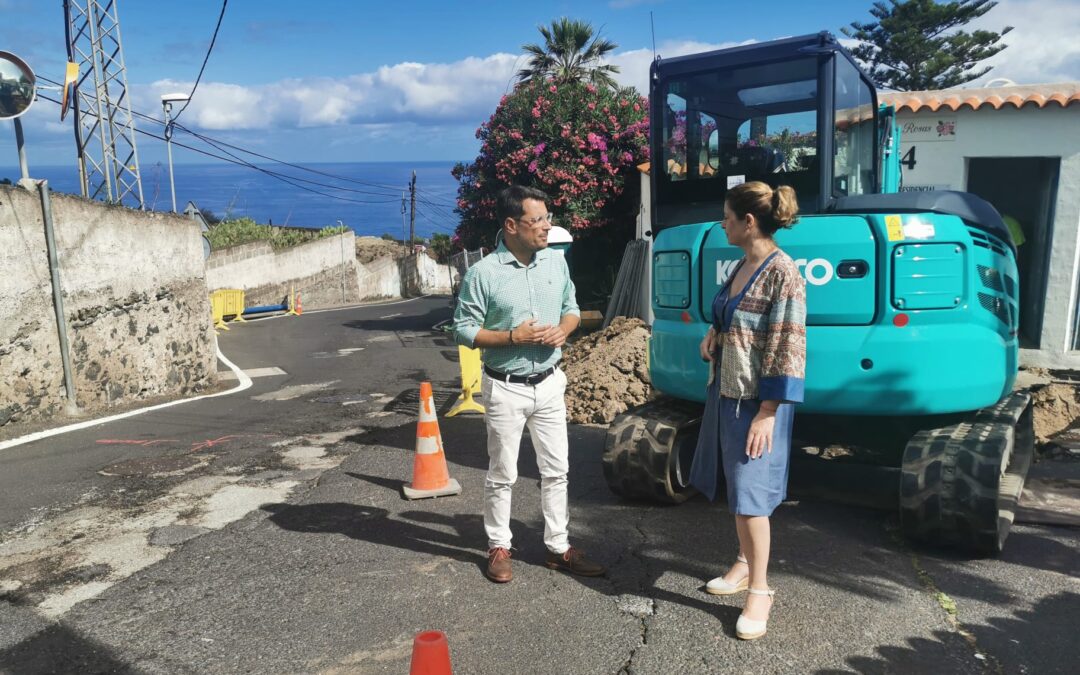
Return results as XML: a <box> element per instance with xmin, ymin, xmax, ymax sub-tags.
<box><xmin>900</xmin><ymin>117</ymin><xmax>957</xmax><ymax>142</ymax></box>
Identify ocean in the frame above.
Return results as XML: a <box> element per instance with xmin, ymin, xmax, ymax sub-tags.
<box><xmin>0</xmin><ymin>161</ymin><xmax>462</xmax><ymax>239</ymax></box>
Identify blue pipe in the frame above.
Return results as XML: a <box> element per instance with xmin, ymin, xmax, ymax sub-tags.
<box><xmin>242</xmin><ymin>304</ymin><xmax>288</xmax><ymax>315</ymax></box>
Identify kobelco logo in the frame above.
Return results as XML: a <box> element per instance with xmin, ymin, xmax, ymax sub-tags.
<box><xmin>716</xmin><ymin>258</ymin><xmax>835</xmax><ymax>286</ymax></box>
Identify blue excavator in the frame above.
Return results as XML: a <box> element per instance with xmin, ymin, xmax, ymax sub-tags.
<box><xmin>602</xmin><ymin>33</ymin><xmax>1033</xmax><ymax>554</ymax></box>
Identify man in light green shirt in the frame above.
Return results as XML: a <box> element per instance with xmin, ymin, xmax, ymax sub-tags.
<box><xmin>453</xmin><ymin>185</ymin><xmax>605</xmax><ymax>583</ymax></box>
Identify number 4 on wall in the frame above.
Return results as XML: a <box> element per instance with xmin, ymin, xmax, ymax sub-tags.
<box><xmin>901</xmin><ymin>146</ymin><xmax>917</xmax><ymax>170</ymax></box>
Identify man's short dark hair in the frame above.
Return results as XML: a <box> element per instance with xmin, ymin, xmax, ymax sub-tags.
<box><xmin>497</xmin><ymin>185</ymin><xmax>549</xmax><ymax>224</ymax></box>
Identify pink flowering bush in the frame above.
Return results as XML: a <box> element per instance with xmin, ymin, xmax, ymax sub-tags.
<box><xmin>451</xmin><ymin>78</ymin><xmax>649</xmax><ymax>250</ymax></box>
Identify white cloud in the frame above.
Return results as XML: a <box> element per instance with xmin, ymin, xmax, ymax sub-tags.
<box><xmin>131</xmin><ymin>41</ymin><xmax>772</xmax><ymax>134</ymax></box>
<box><xmin>609</xmin><ymin>39</ymin><xmax>758</xmax><ymax>93</ymax></box>
<box><xmin>138</xmin><ymin>53</ymin><xmax>522</xmax><ymax>132</ymax></box>
<box><xmin>968</xmin><ymin>0</ymin><xmax>1080</xmax><ymax>85</ymax></box>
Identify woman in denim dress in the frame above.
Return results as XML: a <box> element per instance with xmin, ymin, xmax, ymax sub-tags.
<box><xmin>689</xmin><ymin>181</ymin><xmax>806</xmax><ymax>640</ymax></box>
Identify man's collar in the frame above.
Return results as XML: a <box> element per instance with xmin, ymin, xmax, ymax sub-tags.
<box><xmin>495</xmin><ymin>241</ymin><xmax>550</xmax><ymax>267</ymax></box>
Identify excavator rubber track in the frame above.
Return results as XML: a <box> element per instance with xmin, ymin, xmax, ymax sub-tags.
<box><xmin>899</xmin><ymin>390</ymin><xmax>1034</xmax><ymax>555</ymax></box>
<box><xmin>602</xmin><ymin>397</ymin><xmax>703</xmax><ymax>504</ymax></box>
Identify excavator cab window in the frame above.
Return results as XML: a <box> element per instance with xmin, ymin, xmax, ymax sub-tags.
<box><xmin>655</xmin><ymin>56</ymin><xmax>822</xmax><ymax>226</ymax></box>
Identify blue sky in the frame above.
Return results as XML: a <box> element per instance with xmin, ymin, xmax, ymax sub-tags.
<box><xmin>2</xmin><ymin>0</ymin><xmax>1077</xmax><ymax>167</ymax></box>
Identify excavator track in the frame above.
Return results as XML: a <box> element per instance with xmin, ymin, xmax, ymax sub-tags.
<box><xmin>899</xmin><ymin>390</ymin><xmax>1034</xmax><ymax>555</ymax></box>
<box><xmin>602</xmin><ymin>397</ymin><xmax>703</xmax><ymax>504</ymax></box>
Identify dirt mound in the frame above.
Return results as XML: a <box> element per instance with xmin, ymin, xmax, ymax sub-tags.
<box><xmin>563</xmin><ymin>317</ymin><xmax>651</xmax><ymax>424</ymax></box>
<box><xmin>1033</xmin><ymin>382</ymin><xmax>1080</xmax><ymax>445</ymax></box>
<box><xmin>355</xmin><ymin>237</ymin><xmax>404</xmax><ymax>264</ymax></box>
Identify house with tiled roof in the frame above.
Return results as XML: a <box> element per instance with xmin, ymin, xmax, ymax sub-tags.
<box><xmin>879</xmin><ymin>82</ymin><xmax>1080</xmax><ymax>369</ymax></box>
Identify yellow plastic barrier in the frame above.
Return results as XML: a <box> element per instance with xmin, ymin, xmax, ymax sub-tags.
<box><xmin>446</xmin><ymin>345</ymin><xmax>485</xmax><ymax>417</ymax></box>
<box><xmin>210</xmin><ymin>290</ymin><xmax>229</xmax><ymax>331</ymax></box>
<box><xmin>222</xmin><ymin>289</ymin><xmax>247</xmax><ymax>323</ymax></box>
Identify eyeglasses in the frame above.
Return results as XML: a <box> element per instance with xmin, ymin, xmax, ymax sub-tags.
<box><xmin>515</xmin><ymin>213</ymin><xmax>554</xmax><ymax>228</ymax></box>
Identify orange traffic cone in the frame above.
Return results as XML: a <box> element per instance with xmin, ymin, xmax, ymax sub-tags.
<box><xmin>403</xmin><ymin>382</ymin><xmax>462</xmax><ymax>500</ymax></box>
<box><xmin>295</xmin><ymin>291</ymin><xmax>303</xmax><ymax>315</ymax></box>
<box><xmin>409</xmin><ymin>630</ymin><xmax>452</xmax><ymax>675</ymax></box>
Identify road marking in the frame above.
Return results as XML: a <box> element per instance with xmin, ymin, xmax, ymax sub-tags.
<box><xmin>0</xmin><ymin>348</ymin><xmax>252</xmax><ymax>453</ymax></box>
<box><xmin>218</xmin><ymin>366</ymin><xmax>287</xmax><ymax>381</ymax></box>
<box><xmin>380</xmin><ymin>312</ymin><xmax>403</xmax><ymax>319</ymax></box>
<box><xmin>339</xmin><ymin>348</ymin><xmax>365</xmax><ymax>353</ymax></box>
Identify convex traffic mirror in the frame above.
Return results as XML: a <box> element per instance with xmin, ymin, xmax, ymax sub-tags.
<box><xmin>0</xmin><ymin>51</ymin><xmax>36</xmax><ymax>120</ymax></box>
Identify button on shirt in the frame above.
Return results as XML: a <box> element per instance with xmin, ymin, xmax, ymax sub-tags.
<box><xmin>453</xmin><ymin>242</ymin><xmax>579</xmax><ymax>377</ymax></box>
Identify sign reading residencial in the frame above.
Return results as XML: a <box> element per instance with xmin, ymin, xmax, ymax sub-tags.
<box><xmin>900</xmin><ymin>117</ymin><xmax>957</xmax><ymax>142</ymax></box>
<box><xmin>900</xmin><ymin>184</ymin><xmax>953</xmax><ymax>192</ymax></box>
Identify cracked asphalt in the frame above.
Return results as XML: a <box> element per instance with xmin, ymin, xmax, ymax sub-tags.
<box><xmin>1</xmin><ymin>295</ymin><xmax>1077</xmax><ymax>674</ymax></box>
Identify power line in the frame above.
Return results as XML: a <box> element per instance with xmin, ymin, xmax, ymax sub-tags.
<box><xmin>40</xmin><ymin>73</ymin><xmax>448</xmax><ymax>197</ymax></box>
<box><xmin>172</xmin><ymin>0</ymin><xmax>228</xmax><ymax>123</ymax></box>
<box><xmin>34</xmin><ymin>92</ymin><xmax>400</xmax><ymax>209</ymax></box>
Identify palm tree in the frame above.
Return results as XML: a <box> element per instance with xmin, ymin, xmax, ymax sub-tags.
<box><xmin>517</xmin><ymin>17</ymin><xmax>620</xmax><ymax>89</ymax></box>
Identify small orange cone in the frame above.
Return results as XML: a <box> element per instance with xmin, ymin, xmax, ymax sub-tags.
<box><xmin>403</xmin><ymin>382</ymin><xmax>462</xmax><ymax>500</ymax></box>
<box><xmin>409</xmin><ymin>630</ymin><xmax>452</xmax><ymax>675</ymax></box>
<box><xmin>295</xmin><ymin>291</ymin><xmax>303</xmax><ymax>315</ymax></box>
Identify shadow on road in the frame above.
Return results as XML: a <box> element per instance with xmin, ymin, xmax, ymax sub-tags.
<box><xmin>342</xmin><ymin>303</ymin><xmax>451</xmax><ymax>333</ymax></box>
<box><xmin>0</xmin><ymin>622</ymin><xmax>137</xmax><ymax>674</ymax></box>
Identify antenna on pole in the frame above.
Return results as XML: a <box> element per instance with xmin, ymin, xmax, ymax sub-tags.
<box><xmin>63</xmin><ymin>0</ymin><xmax>145</xmax><ymax>208</ymax></box>
<box><xmin>650</xmin><ymin>11</ymin><xmax>657</xmax><ymax>62</ymax></box>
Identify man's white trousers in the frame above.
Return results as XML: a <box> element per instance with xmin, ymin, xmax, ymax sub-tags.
<box><xmin>481</xmin><ymin>368</ymin><xmax>570</xmax><ymax>554</ymax></box>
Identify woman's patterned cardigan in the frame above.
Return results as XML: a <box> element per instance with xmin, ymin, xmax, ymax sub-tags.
<box><xmin>713</xmin><ymin>250</ymin><xmax>807</xmax><ymax>403</ymax></box>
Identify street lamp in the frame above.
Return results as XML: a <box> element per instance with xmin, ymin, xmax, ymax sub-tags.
<box><xmin>160</xmin><ymin>92</ymin><xmax>189</xmax><ymax>213</ymax></box>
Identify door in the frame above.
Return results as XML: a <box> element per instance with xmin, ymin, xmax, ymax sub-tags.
<box><xmin>966</xmin><ymin>157</ymin><xmax>1060</xmax><ymax>348</ymax></box>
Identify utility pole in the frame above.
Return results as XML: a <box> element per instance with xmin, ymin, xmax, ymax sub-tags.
<box><xmin>400</xmin><ymin>192</ymin><xmax>408</xmax><ymax>256</ymax></box>
<box><xmin>408</xmin><ymin>170</ymin><xmax>417</xmax><ymax>254</ymax></box>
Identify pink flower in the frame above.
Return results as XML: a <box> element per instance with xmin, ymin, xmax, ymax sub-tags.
<box><xmin>561</xmin><ymin>127</ymin><xmax>570</xmax><ymax>138</ymax></box>
<box><xmin>586</xmin><ymin>84</ymin><xmax>597</xmax><ymax>93</ymax></box>
<box><xmin>622</xmin><ymin>151</ymin><xmax>633</xmax><ymax>163</ymax></box>
<box><xmin>532</xmin><ymin>107</ymin><xmax>541</xmax><ymax>118</ymax></box>
<box><xmin>534</xmin><ymin>143</ymin><xmax>546</xmax><ymax>155</ymax></box>
<box><xmin>587</xmin><ymin>102</ymin><xmax>596</xmax><ymax>111</ymax></box>
<box><xmin>528</xmin><ymin>160</ymin><xmax>538</xmax><ymax>173</ymax></box>
<box><xmin>633</xmin><ymin>103</ymin><xmax>640</xmax><ymax>112</ymax></box>
<box><xmin>600</xmin><ymin>152</ymin><xmax>609</xmax><ymax>164</ymax></box>
<box><xmin>549</xmin><ymin>85</ymin><xmax>557</xmax><ymax>93</ymax></box>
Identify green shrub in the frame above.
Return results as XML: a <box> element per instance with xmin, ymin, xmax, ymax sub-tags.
<box><xmin>207</xmin><ymin>218</ymin><xmax>349</xmax><ymax>251</ymax></box>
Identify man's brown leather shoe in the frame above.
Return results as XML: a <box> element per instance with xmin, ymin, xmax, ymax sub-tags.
<box><xmin>486</xmin><ymin>547</ymin><xmax>512</xmax><ymax>583</ymax></box>
<box><xmin>545</xmin><ymin>546</ymin><xmax>606</xmax><ymax>577</ymax></box>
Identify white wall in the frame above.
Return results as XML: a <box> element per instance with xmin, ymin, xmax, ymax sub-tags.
<box><xmin>894</xmin><ymin>106</ymin><xmax>1080</xmax><ymax>369</ymax></box>
<box><xmin>205</xmin><ymin>232</ymin><xmax>356</xmax><ymax>292</ymax></box>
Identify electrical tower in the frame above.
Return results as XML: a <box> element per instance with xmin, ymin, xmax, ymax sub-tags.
<box><xmin>63</xmin><ymin>0</ymin><xmax>144</xmax><ymax>208</ymax></box>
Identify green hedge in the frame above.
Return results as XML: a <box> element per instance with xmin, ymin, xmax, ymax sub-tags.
<box><xmin>206</xmin><ymin>218</ymin><xmax>348</xmax><ymax>251</ymax></box>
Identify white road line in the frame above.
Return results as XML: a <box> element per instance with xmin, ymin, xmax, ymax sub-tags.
<box><xmin>379</xmin><ymin>312</ymin><xmax>404</xmax><ymax>319</ymax></box>
<box><xmin>0</xmin><ymin>348</ymin><xmax>253</xmax><ymax>453</ymax></box>
<box><xmin>218</xmin><ymin>366</ymin><xmax>287</xmax><ymax>381</ymax></box>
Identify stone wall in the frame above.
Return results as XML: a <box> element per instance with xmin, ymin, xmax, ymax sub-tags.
<box><xmin>0</xmin><ymin>184</ymin><xmax>215</xmax><ymax>428</ymax></box>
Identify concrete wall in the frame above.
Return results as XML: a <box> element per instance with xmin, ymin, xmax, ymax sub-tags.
<box><xmin>894</xmin><ymin>106</ymin><xmax>1080</xmax><ymax>369</ymax></box>
<box><xmin>357</xmin><ymin>255</ymin><xmax>402</xmax><ymax>299</ymax></box>
<box><xmin>405</xmin><ymin>254</ymin><xmax>456</xmax><ymax>296</ymax></box>
<box><xmin>0</xmin><ymin>184</ymin><xmax>215</xmax><ymax>428</ymax></box>
<box><xmin>206</xmin><ymin>232</ymin><xmax>457</xmax><ymax>308</ymax></box>
<box><xmin>206</xmin><ymin>232</ymin><xmax>362</xmax><ymax>308</ymax></box>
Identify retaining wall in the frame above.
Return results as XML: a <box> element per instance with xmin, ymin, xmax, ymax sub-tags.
<box><xmin>0</xmin><ymin>184</ymin><xmax>215</xmax><ymax>428</ymax></box>
<box><xmin>206</xmin><ymin>233</ymin><xmax>457</xmax><ymax>307</ymax></box>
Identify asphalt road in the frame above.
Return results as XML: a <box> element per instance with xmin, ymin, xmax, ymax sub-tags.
<box><xmin>1</xmin><ymin>295</ymin><xmax>1077</xmax><ymax>674</ymax></box>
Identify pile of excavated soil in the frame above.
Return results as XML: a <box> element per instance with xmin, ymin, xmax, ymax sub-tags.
<box><xmin>1032</xmin><ymin>382</ymin><xmax>1080</xmax><ymax>445</ymax></box>
<box><xmin>355</xmin><ymin>237</ymin><xmax>405</xmax><ymax>264</ymax></box>
<box><xmin>563</xmin><ymin>317</ymin><xmax>651</xmax><ymax>424</ymax></box>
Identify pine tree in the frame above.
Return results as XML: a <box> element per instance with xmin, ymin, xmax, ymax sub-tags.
<box><xmin>842</xmin><ymin>0</ymin><xmax>1012</xmax><ymax>91</ymax></box>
